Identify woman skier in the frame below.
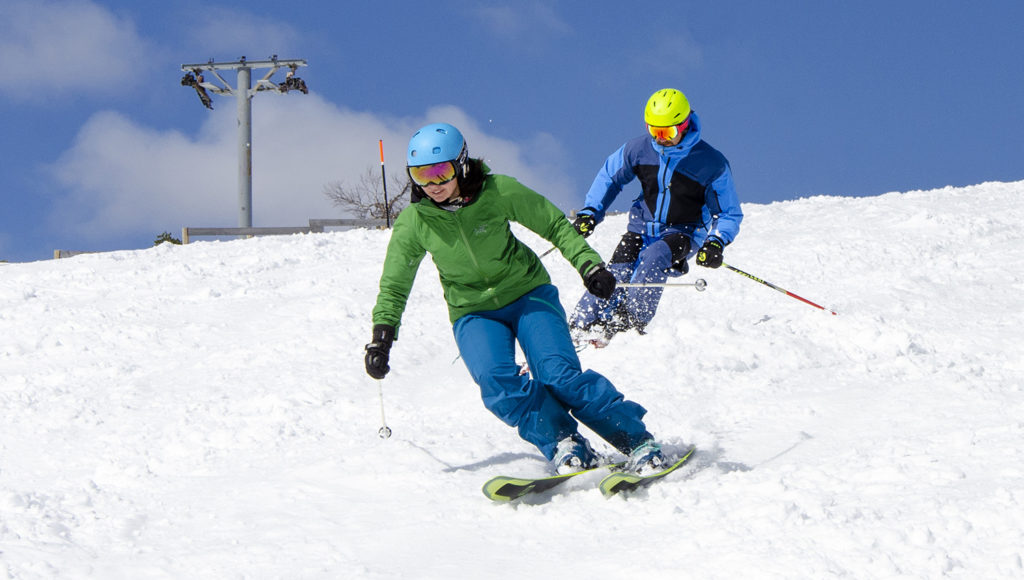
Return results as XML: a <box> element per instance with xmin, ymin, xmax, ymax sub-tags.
<box><xmin>364</xmin><ymin>122</ymin><xmax>666</xmax><ymax>474</ymax></box>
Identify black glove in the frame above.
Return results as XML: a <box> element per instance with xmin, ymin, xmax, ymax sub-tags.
<box><xmin>668</xmin><ymin>259</ymin><xmax>689</xmax><ymax>276</ymax></box>
<box><xmin>663</xmin><ymin>233</ymin><xmax>691</xmax><ymax>276</ymax></box>
<box><xmin>364</xmin><ymin>324</ymin><xmax>396</xmax><ymax>379</ymax></box>
<box><xmin>583</xmin><ymin>265</ymin><xmax>616</xmax><ymax>299</ymax></box>
<box><xmin>572</xmin><ymin>211</ymin><xmax>597</xmax><ymax>238</ymax></box>
<box><xmin>696</xmin><ymin>237</ymin><xmax>724</xmax><ymax>269</ymax></box>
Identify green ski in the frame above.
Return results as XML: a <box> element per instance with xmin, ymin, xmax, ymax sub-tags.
<box><xmin>598</xmin><ymin>446</ymin><xmax>697</xmax><ymax>497</ymax></box>
<box><xmin>483</xmin><ymin>462</ymin><xmax>624</xmax><ymax>502</ymax></box>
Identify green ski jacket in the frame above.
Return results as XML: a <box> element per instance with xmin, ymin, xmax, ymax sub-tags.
<box><xmin>371</xmin><ymin>173</ymin><xmax>603</xmax><ymax>331</ymax></box>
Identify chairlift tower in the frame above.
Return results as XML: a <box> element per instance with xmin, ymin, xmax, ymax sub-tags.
<box><xmin>181</xmin><ymin>56</ymin><xmax>308</xmax><ymax>228</ymax></box>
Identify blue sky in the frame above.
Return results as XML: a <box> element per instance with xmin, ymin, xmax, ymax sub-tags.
<box><xmin>2</xmin><ymin>0</ymin><xmax>1022</xmax><ymax>262</ymax></box>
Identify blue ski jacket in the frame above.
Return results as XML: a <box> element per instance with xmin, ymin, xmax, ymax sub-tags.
<box><xmin>579</xmin><ymin>112</ymin><xmax>742</xmax><ymax>245</ymax></box>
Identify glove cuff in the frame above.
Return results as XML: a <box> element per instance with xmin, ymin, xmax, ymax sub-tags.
<box><xmin>371</xmin><ymin>324</ymin><xmax>396</xmax><ymax>347</ymax></box>
<box><xmin>580</xmin><ymin>261</ymin><xmax>605</xmax><ymax>281</ymax></box>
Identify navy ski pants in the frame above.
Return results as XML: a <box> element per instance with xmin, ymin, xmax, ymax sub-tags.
<box><xmin>571</xmin><ymin>202</ymin><xmax>699</xmax><ymax>331</ymax></box>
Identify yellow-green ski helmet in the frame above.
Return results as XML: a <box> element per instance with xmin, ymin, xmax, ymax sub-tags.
<box><xmin>644</xmin><ymin>88</ymin><xmax>691</xmax><ymax>126</ymax></box>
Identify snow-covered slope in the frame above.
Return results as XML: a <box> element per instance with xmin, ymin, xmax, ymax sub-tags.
<box><xmin>2</xmin><ymin>181</ymin><xmax>1022</xmax><ymax>579</ymax></box>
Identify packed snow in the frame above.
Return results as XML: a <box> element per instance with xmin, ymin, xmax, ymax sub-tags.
<box><xmin>2</xmin><ymin>180</ymin><xmax>1023</xmax><ymax>579</ymax></box>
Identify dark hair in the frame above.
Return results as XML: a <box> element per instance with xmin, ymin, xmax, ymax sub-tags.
<box><xmin>409</xmin><ymin>157</ymin><xmax>489</xmax><ymax>204</ymax></box>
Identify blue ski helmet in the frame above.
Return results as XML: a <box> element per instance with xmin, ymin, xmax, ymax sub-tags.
<box><xmin>406</xmin><ymin>123</ymin><xmax>468</xmax><ymax>167</ymax></box>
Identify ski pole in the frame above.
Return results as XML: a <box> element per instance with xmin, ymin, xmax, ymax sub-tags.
<box><xmin>379</xmin><ymin>139</ymin><xmax>391</xmax><ymax>228</ymax></box>
<box><xmin>619</xmin><ymin>279</ymin><xmax>708</xmax><ymax>292</ymax></box>
<box><xmin>723</xmin><ymin>263</ymin><xmax>837</xmax><ymax>315</ymax></box>
<box><xmin>376</xmin><ymin>380</ymin><xmax>392</xmax><ymax>439</ymax></box>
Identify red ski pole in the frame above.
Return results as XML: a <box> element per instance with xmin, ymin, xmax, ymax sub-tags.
<box><xmin>723</xmin><ymin>263</ymin><xmax>837</xmax><ymax>315</ymax></box>
<box><xmin>379</xmin><ymin>139</ymin><xmax>391</xmax><ymax>228</ymax></box>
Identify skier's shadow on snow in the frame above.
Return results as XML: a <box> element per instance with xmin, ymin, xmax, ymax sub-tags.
<box><xmin>687</xmin><ymin>446</ymin><xmax>751</xmax><ymax>476</ymax></box>
<box><xmin>403</xmin><ymin>439</ymin><xmax>539</xmax><ymax>472</ymax></box>
<box><xmin>442</xmin><ymin>452</ymin><xmax>542</xmax><ymax>473</ymax></box>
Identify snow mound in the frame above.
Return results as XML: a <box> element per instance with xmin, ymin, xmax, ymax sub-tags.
<box><xmin>2</xmin><ymin>181</ymin><xmax>1023</xmax><ymax>578</ymax></box>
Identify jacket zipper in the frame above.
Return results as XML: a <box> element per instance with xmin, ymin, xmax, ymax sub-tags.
<box><xmin>455</xmin><ymin>213</ymin><xmax>501</xmax><ymax>308</ymax></box>
<box><xmin>653</xmin><ymin>152</ymin><xmax>672</xmax><ymax>237</ymax></box>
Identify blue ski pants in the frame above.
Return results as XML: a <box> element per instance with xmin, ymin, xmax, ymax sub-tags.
<box><xmin>452</xmin><ymin>284</ymin><xmax>651</xmax><ymax>460</ymax></box>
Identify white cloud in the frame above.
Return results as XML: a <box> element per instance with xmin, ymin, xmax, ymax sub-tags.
<box><xmin>0</xmin><ymin>0</ymin><xmax>152</xmax><ymax>99</ymax></box>
<box><xmin>634</xmin><ymin>33</ymin><xmax>704</xmax><ymax>75</ymax></box>
<box><xmin>471</xmin><ymin>2</ymin><xmax>571</xmax><ymax>41</ymax></box>
<box><xmin>49</xmin><ymin>96</ymin><xmax>575</xmax><ymax>241</ymax></box>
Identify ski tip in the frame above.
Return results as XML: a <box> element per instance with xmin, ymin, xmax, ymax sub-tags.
<box><xmin>482</xmin><ymin>462</ymin><xmax>626</xmax><ymax>502</ymax></box>
<box><xmin>482</xmin><ymin>482</ymin><xmax>506</xmax><ymax>502</ymax></box>
<box><xmin>481</xmin><ymin>477</ymin><xmax>526</xmax><ymax>502</ymax></box>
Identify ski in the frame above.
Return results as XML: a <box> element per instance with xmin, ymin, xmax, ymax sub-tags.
<box><xmin>482</xmin><ymin>462</ymin><xmax>624</xmax><ymax>502</ymax></box>
<box><xmin>598</xmin><ymin>446</ymin><xmax>697</xmax><ymax>497</ymax></box>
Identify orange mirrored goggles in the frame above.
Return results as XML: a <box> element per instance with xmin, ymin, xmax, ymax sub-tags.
<box><xmin>647</xmin><ymin>118</ymin><xmax>691</xmax><ymax>141</ymax></box>
<box><xmin>408</xmin><ymin>161</ymin><xmax>457</xmax><ymax>187</ymax></box>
